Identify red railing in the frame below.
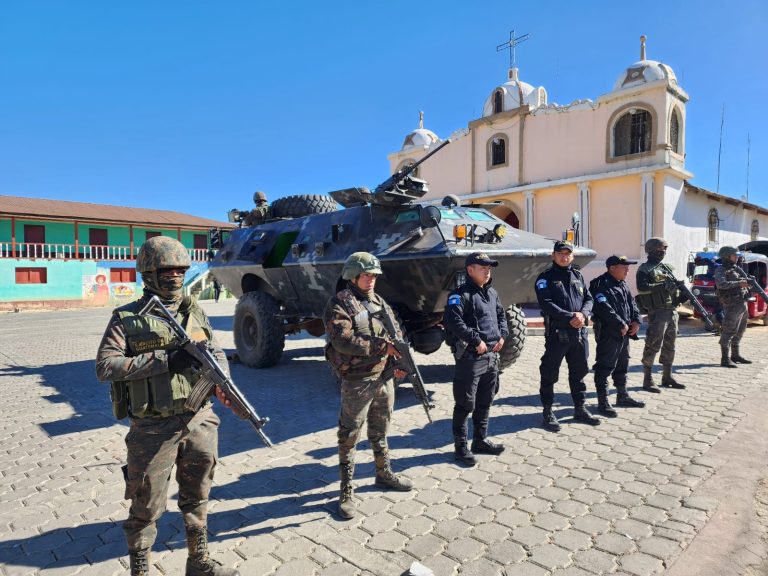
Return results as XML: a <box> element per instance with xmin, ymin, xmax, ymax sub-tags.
<box><xmin>0</xmin><ymin>243</ymin><xmax>211</xmax><ymax>262</ymax></box>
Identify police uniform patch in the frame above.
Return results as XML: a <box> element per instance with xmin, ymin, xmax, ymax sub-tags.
<box><xmin>595</xmin><ymin>293</ymin><xmax>607</xmax><ymax>303</ymax></box>
<box><xmin>448</xmin><ymin>295</ymin><xmax>461</xmax><ymax>306</ymax></box>
<box><xmin>536</xmin><ymin>279</ymin><xmax>547</xmax><ymax>290</ymax></box>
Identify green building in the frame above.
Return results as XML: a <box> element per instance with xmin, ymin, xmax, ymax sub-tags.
<box><xmin>0</xmin><ymin>195</ymin><xmax>232</xmax><ymax>310</ymax></box>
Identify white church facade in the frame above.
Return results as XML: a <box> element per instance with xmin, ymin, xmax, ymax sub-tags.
<box><xmin>388</xmin><ymin>36</ymin><xmax>767</xmax><ymax>288</ymax></box>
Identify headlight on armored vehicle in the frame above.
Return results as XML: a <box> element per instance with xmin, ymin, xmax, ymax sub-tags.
<box><xmin>453</xmin><ymin>224</ymin><xmax>467</xmax><ymax>241</ymax></box>
<box><xmin>493</xmin><ymin>224</ymin><xmax>506</xmax><ymax>240</ymax></box>
<box><xmin>692</xmin><ymin>288</ymin><xmax>701</xmax><ymax>296</ymax></box>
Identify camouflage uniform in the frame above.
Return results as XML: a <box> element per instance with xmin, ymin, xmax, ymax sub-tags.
<box><xmin>324</xmin><ymin>252</ymin><xmax>412</xmax><ymax>520</ymax></box>
<box><xmin>242</xmin><ymin>191</ymin><xmax>270</xmax><ymax>226</ymax></box>
<box><xmin>715</xmin><ymin>247</ymin><xmax>750</xmax><ymax>366</ymax></box>
<box><xmin>95</xmin><ymin>236</ymin><xmax>238</xmax><ymax>576</ymax></box>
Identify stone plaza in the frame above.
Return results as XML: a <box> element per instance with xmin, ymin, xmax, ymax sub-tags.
<box><xmin>1</xmin><ymin>300</ymin><xmax>767</xmax><ymax>576</ymax></box>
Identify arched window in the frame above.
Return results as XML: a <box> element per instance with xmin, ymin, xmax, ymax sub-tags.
<box><xmin>708</xmin><ymin>208</ymin><xmax>720</xmax><ymax>244</ymax></box>
<box><xmin>670</xmin><ymin>109</ymin><xmax>680</xmax><ymax>154</ymax></box>
<box><xmin>613</xmin><ymin>108</ymin><xmax>652</xmax><ymax>157</ymax></box>
<box><xmin>752</xmin><ymin>219</ymin><xmax>760</xmax><ymax>241</ymax></box>
<box><xmin>493</xmin><ymin>90</ymin><xmax>504</xmax><ymax>114</ymax></box>
<box><xmin>487</xmin><ymin>135</ymin><xmax>508</xmax><ymax>168</ymax></box>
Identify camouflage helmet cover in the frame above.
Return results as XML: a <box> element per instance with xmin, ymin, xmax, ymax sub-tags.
<box><xmin>644</xmin><ymin>237</ymin><xmax>669</xmax><ymax>253</ymax></box>
<box><xmin>718</xmin><ymin>245</ymin><xmax>740</xmax><ymax>259</ymax></box>
<box><xmin>136</xmin><ymin>236</ymin><xmax>191</xmax><ymax>273</ymax></box>
<box><xmin>342</xmin><ymin>252</ymin><xmax>382</xmax><ymax>280</ymax></box>
<box><xmin>253</xmin><ymin>190</ymin><xmax>267</xmax><ymax>204</ymax></box>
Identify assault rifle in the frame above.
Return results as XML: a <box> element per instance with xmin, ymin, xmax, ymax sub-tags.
<box><xmin>372</xmin><ymin>306</ymin><xmax>435</xmax><ymax>423</ymax></box>
<box><xmin>659</xmin><ymin>264</ymin><xmax>716</xmax><ymax>332</ymax></box>
<box><xmin>736</xmin><ymin>266</ymin><xmax>768</xmax><ymax>306</ymax></box>
<box><xmin>139</xmin><ymin>295</ymin><xmax>273</xmax><ymax>447</ymax></box>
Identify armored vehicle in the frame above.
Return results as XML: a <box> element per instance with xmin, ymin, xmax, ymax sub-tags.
<box><xmin>210</xmin><ymin>140</ymin><xmax>596</xmax><ymax>370</ymax></box>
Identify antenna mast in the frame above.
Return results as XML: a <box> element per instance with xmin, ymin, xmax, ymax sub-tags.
<box><xmin>716</xmin><ymin>104</ymin><xmax>725</xmax><ymax>194</ymax></box>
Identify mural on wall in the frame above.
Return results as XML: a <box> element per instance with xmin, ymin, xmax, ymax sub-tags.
<box><xmin>82</xmin><ymin>270</ymin><xmax>136</xmax><ymax>306</ymax></box>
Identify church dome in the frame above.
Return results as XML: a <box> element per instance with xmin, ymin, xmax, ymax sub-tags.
<box><xmin>401</xmin><ymin>112</ymin><xmax>439</xmax><ymax>151</ymax></box>
<box><xmin>613</xmin><ymin>36</ymin><xmax>678</xmax><ymax>91</ymax></box>
<box><xmin>482</xmin><ymin>68</ymin><xmax>547</xmax><ymax>117</ymax></box>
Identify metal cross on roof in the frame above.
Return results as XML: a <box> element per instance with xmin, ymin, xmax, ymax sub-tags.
<box><xmin>496</xmin><ymin>29</ymin><xmax>530</xmax><ymax>69</ymax></box>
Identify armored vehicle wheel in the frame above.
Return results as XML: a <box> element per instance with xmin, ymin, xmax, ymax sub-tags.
<box><xmin>499</xmin><ymin>305</ymin><xmax>526</xmax><ymax>372</ymax></box>
<box><xmin>271</xmin><ymin>194</ymin><xmax>337</xmax><ymax>218</ymax></box>
<box><xmin>233</xmin><ymin>291</ymin><xmax>285</xmax><ymax>368</ymax></box>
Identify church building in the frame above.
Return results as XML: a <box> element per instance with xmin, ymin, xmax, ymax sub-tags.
<box><xmin>388</xmin><ymin>36</ymin><xmax>767</xmax><ymax>288</ymax></box>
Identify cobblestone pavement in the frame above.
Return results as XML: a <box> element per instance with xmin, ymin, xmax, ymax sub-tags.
<box><xmin>1</xmin><ymin>300</ymin><xmax>767</xmax><ymax>576</ymax></box>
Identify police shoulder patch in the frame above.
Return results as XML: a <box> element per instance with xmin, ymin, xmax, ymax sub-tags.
<box><xmin>536</xmin><ymin>279</ymin><xmax>548</xmax><ymax>290</ymax></box>
<box><xmin>447</xmin><ymin>294</ymin><xmax>462</xmax><ymax>306</ymax></box>
<box><xmin>595</xmin><ymin>293</ymin><xmax>607</xmax><ymax>303</ymax></box>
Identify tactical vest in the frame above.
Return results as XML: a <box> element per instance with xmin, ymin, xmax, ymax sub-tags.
<box><xmin>110</xmin><ymin>298</ymin><xmax>212</xmax><ymax>419</ymax></box>
<box><xmin>717</xmin><ymin>266</ymin><xmax>747</xmax><ymax>305</ymax></box>
<box><xmin>635</xmin><ymin>263</ymin><xmax>676</xmax><ymax>312</ymax></box>
<box><xmin>324</xmin><ymin>289</ymin><xmax>389</xmax><ymax>379</ymax></box>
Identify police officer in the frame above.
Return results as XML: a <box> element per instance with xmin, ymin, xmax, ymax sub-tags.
<box><xmin>589</xmin><ymin>255</ymin><xmax>646</xmax><ymax>416</ymax></box>
<box><xmin>324</xmin><ymin>252</ymin><xmax>413</xmax><ymax>520</ymax></box>
<box><xmin>535</xmin><ymin>240</ymin><xmax>600</xmax><ymax>431</ymax></box>
<box><xmin>95</xmin><ymin>237</ymin><xmax>239</xmax><ymax>576</ymax></box>
<box><xmin>635</xmin><ymin>237</ymin><xmax>686</xmax><ymax>392</ymax></box>
<box><xmin>443</xmin><ymin>252</ymin><xmax>509</xmax><ymax>466</ymax></box>
<box><xmin>715</xmin><ymin>246</ymin><xmax>751</xmax><ymax>367</ymax></box>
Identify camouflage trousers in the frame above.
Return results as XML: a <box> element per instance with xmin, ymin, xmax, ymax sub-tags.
<box><xmin>123</xmin><ymin>405</ymin><xmax>219</xmax><ymax>551</ymax></box>
<box><xmin>338</xmin><ymin>376</ymin><xmax>394</xmax><ymax>465</ymax></box>
<box><xmin>641</xmin><ymin>309</ymin><xmax>678</xmax><ymax>368</ymax></box>
<box><xmin>719</xmin><ymin>300</ymin><xmax>748</xmax><ymax>347</ymax></box>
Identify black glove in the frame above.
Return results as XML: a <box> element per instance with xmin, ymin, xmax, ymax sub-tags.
<box><xmin>167</xmin><ymin>347</ymin><xmax>200</xmax><ymax>373</ymax></box>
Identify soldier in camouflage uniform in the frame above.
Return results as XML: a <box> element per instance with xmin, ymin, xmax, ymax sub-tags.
<box><xmin>241</xmin><ymin>190</ymin><xmax>270</xmax><ymax>226</ymax></box>
<box><xmin>323</xmin><ymin>252</ymin><xmax>413</xmax><ymax>520</ymax></box>
<box><xmin>715</xmin><ymin>246</ymin><xmax>751</xmax><ymax>367</ymax></box>
<box><xmin>635</xmin><ymin>237</ymin><xmax>687</xmax><ymax>393</ymax></box>
<box><xmin>95</xmin><ymin>237</ymin><xmax>239</xmax><ymax>576</ymax></box>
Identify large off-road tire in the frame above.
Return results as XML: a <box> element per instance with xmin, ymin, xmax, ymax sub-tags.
<box><xmin>270</xmin><ymin>194</ymin><xmax>337</xmax><ymax>218</ymax></box>
<box><xmin>498</xmin><ymin>305</ymin><xmax>526</xmax><ymax>372</ymax></box>
<box><xmin>233</xmin><ymin>291</ymin><xmax>285</xmax><ymax>368</ymax></box>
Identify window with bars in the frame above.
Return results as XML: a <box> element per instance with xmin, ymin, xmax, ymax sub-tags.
<box><xmin>670</xmin><ymin>110</ymin><xmax>680</xmax><ymax>154</ymax></box>
<box><xmin>110</xmin><ymin>268</ymin><xmax>136</xmax><ymax>283</ymax></box>
<box><xmin>15</xmin><ymin>267</ymin><xmax>47</xmax><ymax>284</ymax></box>
<box><xmin>613</xmin><ymin>109</ymin><xmax>652</xmax><ymax>157</ymax></box>
<box><xmin>493</xmin><ymin>90</ymin><xmax>504</xmax><ymax>114</ymax></box>
<box><xmin>490</xmin><ymin>136</ymin><xmax>507</xmax><ymax>167</ymax></box>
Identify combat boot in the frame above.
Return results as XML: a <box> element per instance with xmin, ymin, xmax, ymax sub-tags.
<box><xmin>596</xmin><ymin>387</ymin><xmax>617</xmax><ymax>418</ymax></box>
<box><xmin>731</xmin><ymin>345</ymin><xmax>752</xmax><ymax>364</ymax></box>
<box><xmin>721</xmin><ymin>345</ymin><xmax>737</xmax><ymax>368</ymax></box>
<box><xmin>454</xmin><ymin>440</ymin><xmax>477</xmax><ymax>466</ymax></box>
<box><xmin>471</xmin><ymin>438</ymin><xmax>505</xmax><ymax>455</ymax></box>
<box><xmin>374</xmin><ymin>452</ymin><xmax>413</xmax><ymax>491</ymax></box>
<box><xmin>185</xmin><ymin>527</ymin><xmax>240</xmax><ymax>576</ymax></box>
<box><xmin>338</xmin><ymin>462</ymin><xmax>356</xmax><ymax>519</ymax></box>
<box><xmin>574</xmin><ymin>404</ymin><xmax>601</xmax><ymax>425</ymax></box>
<box><xmin>615</xmin><ymin>385</ymin><xmax>645</xmax><ymax>408</ymax></box>
<box><xmin>129</xmin><ymin>548</ymin><xmax>150</xmax><ymax>576</ymax></box>
<box><xmin>660</xmin><ymin>365</ymin><xmax>686</xmax><ymax>389</ymax></box>
<box><xmin>542</xmin><ymin>405</ymin><xmax>561</xmax><ymax>432</ymax></box>
<box><xmin>642</xmin><ymin>366</ymin><xmax>661</xmax><ymax>393</ymax></box>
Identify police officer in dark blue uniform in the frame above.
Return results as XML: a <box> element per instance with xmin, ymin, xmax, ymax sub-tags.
<box><xmin>443</xmin><ymin>252</ymin><xmax>509</xmax><ymax>466</ymax></box>
<box><xmin>589</xmin><ymin>255</ymin><xmax>646</xmax><ymax>417</ymax></box>
<box><xmin>535</xmin><ymin>240</ymin><xmax>600</xmax><ymax>431</ymax></box>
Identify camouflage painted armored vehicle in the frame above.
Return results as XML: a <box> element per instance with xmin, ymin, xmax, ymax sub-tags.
<box><xmin>210</xmin><ymin>140</ymin><xmax>596</xmax><ymax>370</ymax></box>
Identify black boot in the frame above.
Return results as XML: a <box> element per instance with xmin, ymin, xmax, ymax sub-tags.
<box><xmin>721</xmin><ymin>345</ymin><xmax>738</xmax><ymax>368</ymax></box>
<box><xmin>596</xmin><ymin>386</ymin><xmax>617</xmax><ymax>418</ymax></box>
<box><xmin>615</xmin><ymin>384</ymin><xmax>645</xmax><ymax>408</ymax></box>
<box><xmin>731</xmin><ymin>345</ymin><xmax>752</xmax><ymax>364</ymax></box>
<box><xmin>661</xmin><ymin>365</ymin><xmax>685</xmax><ymax>389</ymax></box>
<box><xmin>129</xmin><ymin>549</ymin><xmax>150</xmax><ymax>576</ymax></box>
<box><xmin>642</xmin><ymin>366</ymin><xmax>661</xmax><ymax>393</ymax></box>
<box><xmin>454</xmin><ymin>439</ymin><xmax>476</xmax><ymax>466</ymax></box>
<box><xmin>542</xmin><ymin>405</ymin><xmax>561</xmax><ymax>432</ymax></box>
<box><xmin>185</xmin><ymin>527</ymin><xmax>240</xmax><ymax>576</ymax></box>
<box><xmin>573</xmin><ymin>404</ymin><xmax>601</xmax><ymax>425</ymax></box>
<box><xmin>471</xmin><ymin>409</ymin><xmax>504</xmax><ymax>455</ymax></box>
<box><xmin>471</xmin><ymin>438</ymin><xmax>505</xmax><ymax>455</ymax></box>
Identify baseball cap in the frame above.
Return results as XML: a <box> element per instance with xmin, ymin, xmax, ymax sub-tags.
<box><xmin>465</xmin><ymin>252</ymin><xmax>499</xmax><ymax>267</ymax></box>
<box><xmin>553</xmin><ymin>240</ymin><xmax>574</xmax><ymax>253</ymax></box>
<box><xmin>606</xmin><ymin>255</ymin><xmax>638</xmax><ymax>267</ymax></box>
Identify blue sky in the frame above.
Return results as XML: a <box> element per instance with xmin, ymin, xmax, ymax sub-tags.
<box><xmin>1</xmin><ymin>1</ymin><xmax>766</xmax><ymax>222</ymax></box>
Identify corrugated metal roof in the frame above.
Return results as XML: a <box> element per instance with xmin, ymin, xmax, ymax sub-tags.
<box><xmin>0</xmin><ymin>194</ymin><xmax>233</xmax><ymax>228</ymax></box>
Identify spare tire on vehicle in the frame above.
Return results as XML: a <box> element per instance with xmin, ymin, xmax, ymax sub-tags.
<box><xmin>271</xmin><ymin>194</ymin><xmax>338</xmax><ymax>218</ymax></box>
<box><xmin>498</xmin><ymin>305</ymin><xmax>526</xmax><ymax>372</ymax></box>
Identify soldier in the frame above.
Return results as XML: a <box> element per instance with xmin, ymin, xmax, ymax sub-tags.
<box><xmin>589</xmin><ymin>255</ymin><xmax>646</xmax><ymax>417</ymax></box>
<box><xmin>715</xmin><ymin>246</ymin><xmax>751</xmax><ymax>367</ymax></box>
<box><xmin>443</xmin><ymin>252</ymin><xmax>509</xmax><ymax>466</ymax></box>
<box><xmin>535</xmin><ymin>240</ymin><xmax>600</xmax><ymax>432</ymax></box>
<box><xmin>635</xmin><ymin>237</ymin><xmax>687</xmax><ymax>392</ymax></box>
<box><xmin>323</xmin><ymin>252</ymin><xmax>413</xmax><ymax>520</ymax></box>
<box><xmin>242</xmin><ymin>190</ymin><xmax>270</xmax><ymax>226</ymax></box>
<box><xmin>95</xmin><ymin>236</ymin><xmax>240</xmax><ymax>576</ymax></box>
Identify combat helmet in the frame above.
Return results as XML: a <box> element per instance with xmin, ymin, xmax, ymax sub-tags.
<box><xmin>341</xmin><ymin>252</ymin><xmax>382</xmax><ymax>280</ymax></box>
<box><xmin>718</xmin><ymin>246</ymin><xmax>740</xmax><ymax>259</ymax></box>
<box><xmin>136</xmin><ymin>237</ymin><xmax>191</xmax><ymax>273</ymax></box>
<box><xmin>644</xmin><ymin>237</ymin><xmax>669</xmax><ymax>253</ymax></box>
<box><xmin>254</xmin><ymin>190</ymin><xmax>267</xmax><ymax>204</ymax></box>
